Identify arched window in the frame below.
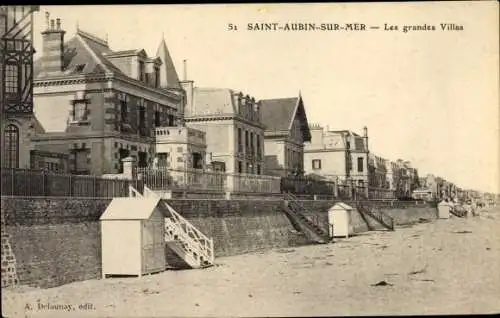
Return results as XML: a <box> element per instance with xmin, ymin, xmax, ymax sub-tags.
<box><xmin>4</xmin><ymin>124</ymin><xmax>19</xmax><ymax>168</ymax></box>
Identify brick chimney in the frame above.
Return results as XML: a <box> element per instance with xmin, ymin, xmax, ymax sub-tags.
<box><xmin>41</xmin><ymin>12</ymin><xmax>65</xmax><ymax>74</ymax></box>
<box><xmin>363</xmin><ymin>126</ymin><xmax>369</xmax><ymax>152</ymax></box>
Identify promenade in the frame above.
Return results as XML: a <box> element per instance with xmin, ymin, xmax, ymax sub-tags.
<box><xmin>2</xmin><ymin>207</ymin><xmax>499</xmax><ymax>317</ymax></box>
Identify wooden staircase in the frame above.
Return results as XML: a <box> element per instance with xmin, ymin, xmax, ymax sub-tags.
<box><xmin>283</xmin><ymin>193</ymin><xmax>331</xmax><ymax>244</ymax></box>
<box><xmin>162</xmin><ymin>202</ymin><xmax>214</xmax><ymax>269</ymax></box>
<box><xmin>356</xmin><ymin>202</ymin><xmax>395</xmax><ymax>231</ymax></box>
<box><xmin>131</xmin><ymin>186</ymin><xmax>215</xmax><ymax>269</ymax></box>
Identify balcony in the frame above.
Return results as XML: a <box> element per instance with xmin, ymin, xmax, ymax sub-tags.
<box><xmin>154</xmin><ymin>126</ymin><xmax>206</xmax><ymax>147</ymax></box>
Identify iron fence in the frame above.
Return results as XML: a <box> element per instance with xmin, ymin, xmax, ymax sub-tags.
<box><xmin>280</xmin><ymin>176</ymin><xmax>336</xmax><ymax>195</ymax></box>
<box><xmin>137</xmin><ymin>168</ymin><xmax>281</xmax><ymax>193</ymax></box>
<box><xmin>229</xmin><ymin>173</ymin><xmax>281</xmax><ymax>193</ymax></box>
<box><xmin>138</xmin><ymin>167</ymin><xmax>226</xmax><ymax>192</ymax></box>
<box><xmin>1</xmin><ymin>168</ymin><xmax>142</xmax><ymax>198</ymax></box>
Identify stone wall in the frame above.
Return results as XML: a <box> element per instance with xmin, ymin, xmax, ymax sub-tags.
<box><xmin>1</xmin><ymin>197</ymin><xmax>109</xmax><ymax>289</ymax></box>
<box><xmin>296</xmin><ymin>200</ymin><xmax>438</xmax><ymax>233</ymax></box>
<box><xmin>0</xmin><ymin>197</ymin><xmax>436</xmax><ymax>289</ymax></box>
<box><xmin>165</xmin><ymin>200</ymin><xmax>309</xmax><ymax>256</ymax></box>
<box><xmin>0</xmin><ymin>197</ymin><xmax>308</xmax><ymax>289</ymax></box>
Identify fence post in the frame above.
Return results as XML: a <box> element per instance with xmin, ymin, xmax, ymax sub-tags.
<box><xmin>42</xmin><ymin>171</ymin><xmax>46</xmax><ymax>196</ymax></box>
<box><xmin>93</xmin><ymin>175</ymin><xmax>97</xmax><ymax>197</ymax></box>
<box><xmin>69</xmin><ymin>174</ymin><xmax>72</xmax><ymax>197</ymax></box>
<box><xmin>11</xmin><ymin>169</ymin><xmax>15</xmax><ymax>196</ymax></box>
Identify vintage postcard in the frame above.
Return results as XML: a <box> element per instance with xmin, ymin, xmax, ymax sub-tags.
<box><xmin>1</xmin><ymin>2</ymin><xmax>499</xmax><ymax>317</ymax></box>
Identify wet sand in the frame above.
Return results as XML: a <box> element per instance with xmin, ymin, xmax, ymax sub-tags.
<box><xmin>2</xmin><ymin>207</ymin><xmax>500</xmax><ymax>317</ymax></box>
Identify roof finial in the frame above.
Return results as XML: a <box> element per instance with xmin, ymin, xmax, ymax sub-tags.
<box><xmin>76</xmin><ymin>19</ymin><xmax>79</xmax><ymax>30</ymax></box>
<box><xmin>105</xmin><ymin>33</ymin><xmax>108</xmax><ymax>43</ymax></box>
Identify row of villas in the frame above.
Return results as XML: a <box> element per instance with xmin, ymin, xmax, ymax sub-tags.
<box><xmin>1</xmin><ymin>7</ymin><xmax>472</xmax><ymax>200</ymax></box>
<box><xmin>302</xmin><ymin>125</ymin><xmax>420</xmax><ymax>198</ymax></box>
<box><xmin>2</xmin><ymin>9</ymin><xmax>311</xmax><ymax>181</ymax></box>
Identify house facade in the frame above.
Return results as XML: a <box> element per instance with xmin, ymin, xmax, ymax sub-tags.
<box><xmin>1</xmin><ymin>6</ymin><xmax>41</xmax><ymax>169</ymax></box>
<box><xmin>368</xmin><ymin>153</ymin><xmax>389</xmax><ymax>189</ymax></box>
<box><xmin>304</xmin><ymin>125</ymin><xmax>369</xmax><ymax>186</ymax></box>
<box><xmin>182</xmin><ymin>84</ymin><xmax>266</xmax><ymax>174</ymax></box>
<box><xmin>31</xmin><ymin>15</ymin><xmax>184</xmax><ymax>175</ymax></box>
<box><xmin>260</xmin><ymin>95</ymin><xmax>311</xmax><ymax>177</ymax></box>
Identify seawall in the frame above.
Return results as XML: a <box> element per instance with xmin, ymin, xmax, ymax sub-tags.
<box><xmin>1</xmin><ymin>197</ymin><xmax>437</xmax><ymax>289</ymax></box>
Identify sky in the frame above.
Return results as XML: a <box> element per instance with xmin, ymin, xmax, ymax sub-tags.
<box><xmin>33</xmin><ymin>3</ymin><xmax>499</xmax><ymax>193</ymax></box>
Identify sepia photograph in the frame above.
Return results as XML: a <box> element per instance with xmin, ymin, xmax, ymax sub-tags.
<box><xmin>1</xmin><ymin>2</ymin><xmax>499</xmax><ymax>317</ymax></box>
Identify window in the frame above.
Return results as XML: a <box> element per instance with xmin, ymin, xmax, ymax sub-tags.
<box><xmin>138</xmin><ymin>101</ymin><xmax>146</xmax><ymax>136</ymax></box>
<box><xmin>167</xmin><ymin>114</ymin><xmax>175</xmax><ymax>126</ymax></box>
<box><xmin>4</xmin><ymin>124</ymin><xmax>19</xmax><ymax>168</ymax></box>
<box><xmin>256</xmin><ymin>164</ymin><xmax>261</xmax><ymax>175</ymax></box>
<box><xmin>139</xmin><ymin>61</ymin><xmax>145</xmax><ymax>81</ymax></box>
<box><xmin>73</xmin><ymin>64</ymin><xmax>86</xmax><ymax>73</ymax></box>
<box><xmin>256</xmin><ymin>135</ymin><xmax>261</xmax><ymax>157</ymax></box>
<box><xmin>245</xmin><ymin>130</ymin><xmax>249</xmax><ymax>152</ymax></box>
<box><xmin>118</xmin><ymin>148</ymin><xmax>130</xmax><ymax>173</ymax></box>
<box><xmin>237</xmin><ymin>161</ymin><xmax>243</xmax><ymax>173</ymax></box>
<box><xmin>312</xmin><ymin>159</ymin><xmax>321</xmax><ymax>170</ymax></box>
<box><xmin>154</xmin><ymin>109</ymin><xmax>161</xmax><ymax>127</ymax></box>
<box><xmin>138</xmin><ymin>151</ymin><xmax>148</xmax><ymax>168</ymax></box>
<box><xmin>357</xmin><ymin>157</ymin><xmax>364</xmax><ymax>173</ymax></box>
<box><xmin>73</xmin><ymin>101</ymin><xmax>87</xmax><ymax>121</ymax></box>
<box><xmin>157</xmin><ymin>153</ymin><xmax>169</xmax><ymax>167</ymax></box>
<box><xmin>4</xmin><ymin>63</ymin><xmax>19</xmax><ymax>95</ymax></box>
<box><xmin>74</xmin><ymin>150</ymin><xmax>88</xmax><ymax>173</ymax></box>
<box><xmin>237</xmin><ymin>128</ymin><xmax>243</xmax><ymax>152</ymax></box>
<box><xmin>250</xmin><ymin>132</ymin><xmax>254</xmax><ymax>155</ymax></box>
<box><xmin>154</xmin><ymin>67</ymin><xmax>160</xmax><ymax>88</ymax></box>
<box><xmin>120</xmin><ymin>99</ymin><xmax>128</xmax><ymax>127</ymax></box>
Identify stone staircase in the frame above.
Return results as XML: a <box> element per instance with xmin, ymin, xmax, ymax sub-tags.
<box><xmin>283</xmin><ymin>193</ymin><xmax>331</xmax><ymax>244</ymax></box>
<box><xmin>131</xmin><ymin>186</ymin><xmax>215</xmax><ymax>269</ymax></box>
<box><xmin>356</xmin><ymin>202</ymin><xmax>395</xmax><ymax>231</ymax></box>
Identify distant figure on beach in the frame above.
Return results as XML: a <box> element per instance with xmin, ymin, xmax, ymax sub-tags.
<box><xmin>471</xmin><ymin>199</ymin><xmax>478</xmax><ymax>217</ymax></box>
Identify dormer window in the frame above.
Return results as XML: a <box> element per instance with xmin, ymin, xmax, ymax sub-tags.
<box><xmin>73</xmin><ymin>64</ymin><xmax>86</xmax><ymax>73</ymax></box>
<box><xmin>139</xmin><ymin>60</ymin><xmax>145</xmax><ymax>81</ymax></box>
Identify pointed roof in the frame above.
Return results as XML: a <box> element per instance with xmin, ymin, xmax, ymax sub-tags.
<box><xmin>156</xmin><ymin>37</ymin><xmax>181</xmax><ymax>89</ymax></box>
<box><xmin>260</xmin><ymin>94</ymin><xmax>311</xmax><ymax>141</ymax></box>
<box><xmin>34</xmin><ymin>28</ymin><xmax>122</xmax><ymax>78</ymax></box>
<box><xmin>100</xmin><ymin>197</ymin><xmax>161</xmax><ymax>220</ymax></box>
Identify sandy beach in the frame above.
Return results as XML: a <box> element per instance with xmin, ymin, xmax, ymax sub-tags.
<box><xmin>2</xmin><ymin>206</ymin><xmax>499</xmax><ymax>317</ymax></box>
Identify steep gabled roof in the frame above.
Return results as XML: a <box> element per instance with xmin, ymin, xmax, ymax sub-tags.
<box><xmin>34</xmin><ymin>29</ymin><xmax>166</xmax><ymax>80</ymax></box>
<box><xmin>260</xmin><ymin>97</ymin><xmax>297</xmax><ymax>131</ymax></box>
<box><xmin>156</xmin><ymin>37</ymin><xmax>181</xmax><ymax>89</ymax></box>
<box><xmin>259</xmin><ymin>95</ymin><xmax>311</xmax><ymax>141</ymax></box>
<box><xmin>34</xmin><ymin>29</ymin><xmax>122</xmax><ymax>78</ymax></box>
<box><xmin>188</xmin><ymin>87</ymin><xmax>235</xmax><ymax>116</ymax></box>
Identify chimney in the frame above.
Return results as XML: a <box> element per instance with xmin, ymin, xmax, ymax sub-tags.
<box><xmin>180</xmin><ymin>59</ymin><xmax>194</xmax><ymax>120</ymax></box>
<box><xmin>183</xmin><ymin>59</ymin><xmax>187</xmax><ymax>81</ymax></box>
<box><xmin>363</xmin><ymin>126</ymin><xmax>369</xmax><ymax>152</ymax></box>
<box><xmin>41</xmin><ymin>12</ymin><xmax>66</xmax><ymax>74</ymax></box>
